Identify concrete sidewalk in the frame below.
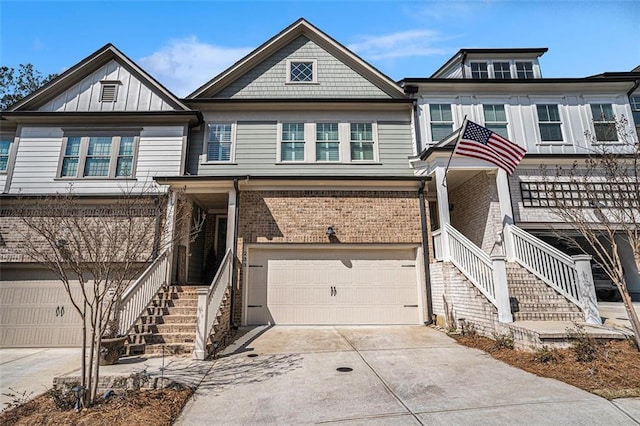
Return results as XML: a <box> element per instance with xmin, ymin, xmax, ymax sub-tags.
<box><xmin>176</xmin><ymin>326</ymin><xmax>640</xmax><ymax>425</ymax></box>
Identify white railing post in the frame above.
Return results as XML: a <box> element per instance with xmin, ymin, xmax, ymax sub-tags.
<box><xmin>433</xmin><ymin>229</ymin><xmax>443</xmax><ymax>261</ymax></box>
<box><xmin>491</xmin><ymin>255</ymin><xmax>513</xmax><ymax>323</ymax></box>
<box><xmin>193</xmin><ymin>287</ymin><xmax>209</xmax><ymax>360</ymax></box>
<box><xmin>435</xmin><ymin>167</ymin><xmax>451</xmax><ymax>261</ymax></box>
<box><xmin>573</xmin><ymin>255</ymin><xmax>602</xmax><ymax>325</ymax></box>
<box><xmin>503</xmin><ymin>224</ymin><xmax>516</xmax><ymax>262</ymax></box>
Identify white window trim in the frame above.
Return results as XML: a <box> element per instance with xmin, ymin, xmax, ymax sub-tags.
<box><xmin>202</xmin><ymin>122</ymin><xmax>237</xmax><ymax>163</ymax></box>
<box><xmin>481</xmin><ymin>103</ymin><xmax>511</xmax><ymax>140</ymax></box>
<box><xmin>349</xmin><ymin>122</ymin><xmax>379</xmax><ymax>163</ymax></box>
<box><xmin>469</xmin><ymin>62</ymin><xmax>489</xmax><ymax>79</ymax></box>
<box><xmin>427</xmin><ymin>103</ymin><xmax>455</xmax><ymax>145</ymax></box>
<box><xmin>532</xmin><ymin>102</ymin><xmax>567</xmax><ymax>145</ymax></box>
<box><xmin>315</xmin><ymin>122</ymin><xmax>341</xmax><ymax>162</ymax></box>
<box><xmin>588</xmin><ymin>102</ymin><xmax>621</xmax><ymax>144</ymax></box>
<box><xmin>286</xmin><ymin>59</ymin><xmax>318</xmax><ymax>84</ymax></box>
<box><xmin>57</xmin><ymin>132</ymin><xmax>140</xmax><ymax>179</ymax></box>
<box><xmin>465</xmin><ymin>59</ymin><xmax>540</xmax><ymax>79</ymax></box>
<box><xmin>277</xmin><ymin>122</ymin><xmax>309</xmax><ymax>163</ymax></box>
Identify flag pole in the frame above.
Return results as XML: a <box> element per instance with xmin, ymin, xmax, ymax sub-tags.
<box><xmin>442</xmin><ymin>115</ymin><xmax>467</xmax><ymax>187</ymax></box>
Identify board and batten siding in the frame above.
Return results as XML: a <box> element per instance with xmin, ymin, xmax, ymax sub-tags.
<box><xmin>418</xmin><ymin>94</ymin><xmax>635</xmax><ymax>155</ymax></box>
<box><xmin>189</xmin><ymin>120</ymin><xmax>414</xmax><ymax>177</ymax></box>
<box><xmin>38</xmin><ymin>60</ymin><xmax>176</xmax><ymax>112</ymax></box>
<box><xmin>8</xmin><ymin>126</ymin><xmax>184</xmax><ymax>194</ymax></box>
<box><xmin>214</xmin><ymin>36</ymin><xmax>391</xmax><ymax>99</ymax></box>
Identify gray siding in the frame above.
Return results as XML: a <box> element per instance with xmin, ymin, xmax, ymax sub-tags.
<box><xmin>38</xmin><ymin>60</ymin><xmax>175</xmax><ymax>112</ymax></box>
<box><xmin>215</xmin><ymin>36</ymin><xmax>391</xmax><ymax>99</ymax></box>
<box><xmin>190</xmin><ymin>121</ymin><xmax>413</xmax><ymax>177</ymax></box>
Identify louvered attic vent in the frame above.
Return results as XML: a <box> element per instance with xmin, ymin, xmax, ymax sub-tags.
<box><xmin>99</xmin><ymin>81</ymin><xmax>120</xmax><ymax>102</ymax></box>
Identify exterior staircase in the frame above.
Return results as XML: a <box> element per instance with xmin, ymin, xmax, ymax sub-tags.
<box><xmin>126</xmin><ymin>285</ymin><xmax>202</xmax><ymax>356</ymax></box>
<box><xmin>506</xmin><ymin>263</ymin><xmax>583</xmax><ymax>322</ymax></box>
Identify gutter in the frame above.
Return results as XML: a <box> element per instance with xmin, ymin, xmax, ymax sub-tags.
<box><xmin>418</xmin><ymin>180</ymin><xmax>433</xmax><ymax>325</ymax></box>
<box><xmin>229</xmin><ymin>178</ymin><xmax>241</xmax><ymax>331</ymax></box>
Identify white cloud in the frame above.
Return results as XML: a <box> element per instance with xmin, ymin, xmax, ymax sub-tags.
<box><xmin>139</xmin><ymin>36</ymin><xmax>252</xmax><ymax>97</ymax></box>
<box><xmin>347</xmin><ymin>29</ymin><xmax>446</xmax><ymax>60</ymax></box>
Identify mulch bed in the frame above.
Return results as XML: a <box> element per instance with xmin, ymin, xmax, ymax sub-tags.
<box><xmin>452</xmin><ymin>334</ymin><xmax>640</xmax><ymax>399</ymax></box>
<box><xmin>1</xmin><ymin>387</ymin><xmax>193</xmax><ymax>426</ymax></box>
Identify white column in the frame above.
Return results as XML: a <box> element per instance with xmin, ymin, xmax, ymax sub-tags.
<box><xmin>193</xmin><ymin>287</ymin><xmax>209</xmax><ymax>360</ymax></box>
<box><xmin>434</xmin><ymin>167</ymin><xmax>451</xmax><ymax>261</ymax></box>
<box><xmin>495</xmin><ymin>169</ymin><xmax>515</xmax><ymax>260</ymax></box>
<box><xmin>226</xmin><ymin>188</ymin><xmax>237</xmax><ymax>253</ymax></box>
<box><xmin>491</xmin><ymin>255</ymin><xmax>513</xmax><ymax>323</ymax></box>
<box><xmin>573</xmin><ymin>254</ymin><xmax>602</xmax><ymax>325</ymax></box>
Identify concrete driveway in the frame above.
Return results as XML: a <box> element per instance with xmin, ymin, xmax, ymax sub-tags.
<box><xmin>0</xmin><ymin>348</ymin><xmax>82</xmax><ymax>410</ymax></box>
<box><xmin>176</xmin><ymin>326</ymin><xmax>639</xmax><ymax>425</ymax></box>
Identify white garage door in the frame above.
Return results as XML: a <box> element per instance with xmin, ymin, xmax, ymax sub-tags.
<box><xmin>0</xmin><ymin>280</ymin><xmax>85</xmax><ymax>348</ymax></box>
<box><xmin>246</xmin><ymin>247</ymin><xmax>421</xmax><ymax>325</ymax></box>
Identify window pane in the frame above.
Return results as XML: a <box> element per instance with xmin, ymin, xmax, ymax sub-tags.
<box><xmin>316</xmin><ymin>123</ymin><xmax>338</xmax><ymax>141</ymax></box>
<box><xmin>430</xmin><ymin>104</ymin><xmax>452</xmax><ymax>122</ymax></box>
<box><xmin>281</xmin><ymin>142</ymin><xmax>305</xmax><ymax>161</ymax></box>
<box><xmin>350</xmin><ymin>123</ymin><xmax>372</xmax><ymax>141</ymax></box>
<box><xmin>494</xmin><ymin>62</ymin><xmax>511</xmax><ymax>79</ymax></box>
<box><xmin>119</xmin><ymin>137</ymin><xmax>134</xmax><ymax>155</ymax></box>
<box><xmin>116</xmin><ymin>158</ymin><xmax>133</xmax><ymax>176</ymax></box>
<box><xmin>84</xmin><ymin>158</ymin><xmax>110</xmax><ymax>176</ymax></box>
<box><xmin>61</xmin><ymin>158</ymin><xmax>78</xmax><ymax>177</ymax></box>
<box><xmin>431</xmin><ymin>124</ymin><xmax>453</xmax><ymax>141</ymax></box>
<box><xmin>316</xmin><ymin>142</ymin><xmax>340</xmax><ymax>161</ymax></box>
<box><xmin>486</xmin><ymin>124</ymin><xmax>508</xmax><ymax>139</ymax></box>
<box><xmin>65</xmin><ymin>137</ymin><xmax>81</xmax><ymax>155</ymax></box>
<box><xmin>208</xmin><ymin>142</ymin><xmax>231</xmax><ymax>161</ymax></box>
<box><xmin>351</xmin><ymin>142</ymin><xmax>374</xmax><ymax>161</ymax></box>
<box><xmin>594</xmin><ymin>123</ymin><xmax>619</xmax><ymax>141</ymax></box>
<box><xmin>87</xmin><ymin>137</ymin><xmax>112</xmax><ymax>156</ymax></box>
<box><xmin>539</xmin><ymin>123</ymin><xmax>563</xmax><ymax>141</ymax></box>
<box><xmin>209</xmin><ymin>123</ymin><xmax>232</xmax><ymax>143</ymax></box>
<box><xmin>471</xmin><ymin>63</ymin><xmax>488</xmax><ymax>79</ymax></box>
<box><xmin>290</xmin><ymin>62</ymin><xmax>313</xmax><ymax>82</ymax></box>
<box><xmin>631</xmin><ymin>96</ymin><xmax>640</xmax><ymax>110</ymax></box>
<box><xmin>0</xmin><ymin>140</ymin><xmax>11</xmax><ymax>156</ymax></box>
<box><xmin>591</xmin><ymin>104</ymin><xmax>614</xmax><ymax>121</ymax></box>
<box><xmin>516</xmin><ymin>62</ymin><xmax>534</xmax><ymax>79</ymax></box>
<box><xmin>282</xmin><ymin>123</ymin><xmax>304</xmax><ymax>141</ymax></box>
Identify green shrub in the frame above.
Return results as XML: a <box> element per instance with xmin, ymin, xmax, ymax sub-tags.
<box><xmin>493</xmin><ymin>332</ymin><xmax>515</xmax><ymax>350</ymax></box>
<box><xmin>566</xmin><ymin>323</ymin><xmax>601</xmax><ymax>362</ymax></box>
<box><xmin>533</xmin><ymin>345</ymin><xmax>563</xmax><ymax>363</ymax></box>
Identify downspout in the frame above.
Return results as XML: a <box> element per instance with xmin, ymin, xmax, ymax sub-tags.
<box><xmin>184</xmin><ymin>112</ymin><xmax>204</xmax><ymax>175</ymax></box>
<box><xmin>229</xmin><ymin>178</ymin><xmax>241</xmax><ymax>330</ymax></box>
<box><xmin>627</xmin><ymin>79</ymin><xmax>640</xmax><ymax>97</ymax></box>
<box><xmin>418</xmin><ymin>180</ymin><xmax>433</xmax><ymax>325</ymax></box>
<box><xmin>412</xmin><ymin>99</ymin><xmax>422</xmax><ymax>154</ymax></box>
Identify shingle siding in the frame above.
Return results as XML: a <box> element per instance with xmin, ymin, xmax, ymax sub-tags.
<box><xmin>214</xmin><ymin>36</ymin><xmax>391</xmax><ymax>99</ymax></box>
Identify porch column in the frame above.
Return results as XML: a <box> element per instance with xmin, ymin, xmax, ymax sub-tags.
<box><xmin>434</xmin><ymin>167</ymin><xmax>451</xmax><ymax>260</ymax></box>
<box><xmin>226</xmin><ymin>188</ymin><xmax>237</xmax><ymax>253</ymax></box>
<box><xmin>495</xmin><ymin>169</ymin><xmax>515</xmax><ymax>260</ymax></box>
<box><xmin>193</xmin><ymin>287</ymin><xmax>209</xmax><ymax>360</ymax></box>
<box><xmin>491</xmin><ymin>255</ymin><xmax>513</xmax><ymax>323</ymax></box>
<box><xmin>573</xmin><ymin>255</ymin><xmax>602</xmax><ymax>325</ymax></box>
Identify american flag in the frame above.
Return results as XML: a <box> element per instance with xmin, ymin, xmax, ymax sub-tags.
<box><xmin>454</xmin><ymin>119</ymin><xmax>526</xmax><ymax>175</ymax></box>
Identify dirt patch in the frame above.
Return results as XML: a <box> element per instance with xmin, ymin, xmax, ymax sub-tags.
<box><xmin>452</xmin><ymin>334</ymin><xmax>640</xmax><ymax>399</ymax></box>
<box><xmin>1</xmin><ymin>387</ymin><xmax>193</xmax><ymax>426</ymax></box>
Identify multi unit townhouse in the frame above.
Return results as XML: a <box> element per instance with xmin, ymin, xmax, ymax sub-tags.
<box><xmin>1</xmin><ymin>19</ymin><xmax>637</xmax><ymax>353</ymax></box>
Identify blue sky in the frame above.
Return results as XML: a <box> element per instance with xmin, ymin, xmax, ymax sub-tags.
<box><xmin>1</xmin><ymin>0</ymin><xmax>639</xmax><ymax>97</ymax></box>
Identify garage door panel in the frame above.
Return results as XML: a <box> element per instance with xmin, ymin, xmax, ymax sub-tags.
<box><xmin>247</xmin><ymin>247</ymin><xmax>421</xmax><ymax>325</ymax></box>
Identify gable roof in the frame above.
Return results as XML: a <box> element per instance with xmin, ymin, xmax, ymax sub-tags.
<box><xmin>187</xmin><ymin>18</ymin><xmax>406</xmax><ymax>99</ymax></box>
<box><xmin>430</xmin><ymin>47</ymin><xmax>548</xmax><ymax>78</ymax></box>
<box><xmin>6</xmin><ymin>44</ymin><xmax>191</xmax><ymax>112</ymax></box>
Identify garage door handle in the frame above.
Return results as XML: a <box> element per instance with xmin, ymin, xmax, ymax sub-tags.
<box><xmin>330</xmin><ymin>286</ymin><xmax>337</xmax><ymax>296</ymax></box>
<box><xmin>60</xmin><ymin>306</ymin><xmax>65</xmax><ymax>317</ymax></box>
<box><xmin>55</xmin><ymin>306</ymin><xmax>60</xmax><ymax>317</ymax></box>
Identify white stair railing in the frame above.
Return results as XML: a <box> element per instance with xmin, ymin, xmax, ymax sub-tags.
<box><xmin>442</xmin><ymin>224</ymin><xmax>513</xmax><ymax>322</ymax></box>
<box><xmin>504</xmin><ymin>224</ymin><xmax>600</xmax><ymax>324</ymax></box>
<box><xmin>445</xmin><ymin>224</ymin><xmax>496</xmax><ymax>303</ymax></box>
<box><xmin>194</xmin><ymin>248</ymin><xmax>233</xmax><ymax>360</ymax></box>
<box><xmin>119</xmin><ymin>250</ymin><xmax>170</xmax><ymax>335</ymax></box>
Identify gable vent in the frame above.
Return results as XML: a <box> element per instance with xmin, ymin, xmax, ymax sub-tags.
<box><xmin>99</xmin><ymin>82</ymin><xmax>119</xmax><ymax>102</ymax></box>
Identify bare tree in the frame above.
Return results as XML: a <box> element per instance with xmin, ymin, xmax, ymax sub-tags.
<box><xmin>542</xmin><ymin>116</ymin><xmax>640</xmax><ymax>349</ymax></box>
<box><xmin>9</xmin><ymin>182</ymin><xmax>203</xmax><ymax>405</ymax></box>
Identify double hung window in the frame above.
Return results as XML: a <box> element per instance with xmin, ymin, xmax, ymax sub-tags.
<box><xmin>536</xmin><ymin>104</ymin><xmax>563</xmax><ymax>142</ymax></box>
<box><xmin>516</xmin><ymin>62</ymin><xmax>534</xmax><ymax>79</ymax></box>
<box><xmin>483</xmin><ymin>105</ymin><xmax>508</xmax><ymax>138</ymax></box>
<box><xmin>316</xmin><ymin>123</ymin><xmax>339</xmax><ymax>161</ymax></box>
<box><xmin>350</xmin><ymin>123</ymin><xmax>374</xmax><ymax>161</ymax></box>
<box><xmin>493</xmin><ymin>62</ymin><xmax>511</xmax><ymax>79</ymax></box>
<box><xmin>207</xmin><ymin>123</ymin><xmax>233</xmax><ymax>161</ymax></box>
<box><xmin>429</xmin><ymin>104</ymin><xmax>454</xmax><ymax>142</ymax></box>
<box><xmin>591</xmin><ymin>104</ymin><xmax>618</xmax><ymax>142</ymax></box>
<box><xmin>281</xmin><ymin>123</ymin><xmax>305</xmax><ymax>161</ymax></box>
<box><xmin>470</xmin><ymin>62</ymin><xmax>488</xmax><ymax>79</ymax></box>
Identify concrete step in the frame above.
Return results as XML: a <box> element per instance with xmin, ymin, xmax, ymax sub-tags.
<box><xmin>143</xmin><ymin>332</ymin><xmax>196</xmax><ymax>345</ymax></box>
<box><xmin>510</xmin><ymin>301</ymin><xmax>581</xmax><ymax>313</ymax></box>
<box><xmin>148</xmin><ymin>298</ymin><xmax>199</xmax><ymax>308</ymax></box>
<box><xmin>133</xmin><ymin>323</ymin><xmax>197</xmax><ymax>334</ymax></box>
<box><xmin>145</xmin><ymin>306</ymin><xmax>198</xmax><ymax>316</ymax></box>
<box><xmin>513</xmin><ymin>312</ymin><xmax>584</xmax><ymax>321</ymax></box>
<box><xmin>509</xmin><ymin>294</ymin><xmax>576</xmax><ymax>303</ymax></box>
<box><xmin>144</xmin><ymin>343</ymin><xmax>194</xmax><ymax>356</ymax></box>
